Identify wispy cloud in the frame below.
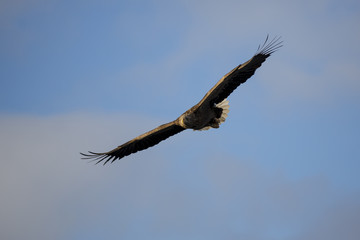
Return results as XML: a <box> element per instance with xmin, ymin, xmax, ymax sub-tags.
<box><xmin>1</xmin><ymin>0</ymin><xmax>360</xmax><ymax>239</ymax></box>
<box><xmin>0</xmin><ymin>113</ymin><xmax>359</xmax><ymax>239</ymax></box>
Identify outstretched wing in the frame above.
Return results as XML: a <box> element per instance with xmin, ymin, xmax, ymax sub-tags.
<box><xmin>197</xmin><ymin>35</ymin><xmax>282</xmax><ymax>107</ymax></box>
<box><xmin>81</xmin><ymin>121</ymin><xmax>185</xmax><ymax>164</ymax></box>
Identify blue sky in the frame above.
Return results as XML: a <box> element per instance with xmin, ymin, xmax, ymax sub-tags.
<box><xmin>1</xmin><ymin>0</ymin><xmax>360</xmax><ymax>239</ymax></box>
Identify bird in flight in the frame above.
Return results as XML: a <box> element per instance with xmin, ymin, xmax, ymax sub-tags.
<box><xmin>81</xmin><ymin>35</ymin><xmax>282</xmax><ymax>164</ymax></box>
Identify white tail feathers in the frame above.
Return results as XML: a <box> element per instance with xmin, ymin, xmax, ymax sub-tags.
<box><xmin>198</xmin><ymin>99</ymin><xmax>230</xmax><ymax>131</ymax></box>
<box><xmin>216</xmin><ymin>98</ymin><xmax>229</xmax><ymax>124</ymax></box>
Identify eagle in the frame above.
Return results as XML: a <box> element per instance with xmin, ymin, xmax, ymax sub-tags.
<box><xmin>81</xmin><ymin>36</ymin><xmax>282</xmax><ymax>164</ymax></box>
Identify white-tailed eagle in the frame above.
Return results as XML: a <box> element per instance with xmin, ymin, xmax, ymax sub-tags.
<box><xmin>81</xmin><ymin>36</ymin><xmax>282</xmax><ymax>164</ymax></box>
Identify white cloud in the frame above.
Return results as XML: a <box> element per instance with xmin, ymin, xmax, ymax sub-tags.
<box><xmin>1</xmin><ymin>1</ymin><xmax>360</xmax><ymax>239</ymax></box>
<box><xmin>0</xmin><ymin>113</ymin><xmax>358</xmax><ymax>239</ymax></box>
<box><xmin>294</xmin><ymin>195</ymin><xmax>360</xmax><ymax>240</ymax></box>
<box><xmin>0</xmin><ymin>113</ymin><xmax>168</xmax><ymax>240</ymax></box>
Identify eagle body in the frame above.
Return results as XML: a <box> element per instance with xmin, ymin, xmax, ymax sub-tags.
<box><xmin>178</xmin><ymin>100</ymin><xmax>225</xmax><ymax>130</ymax></box>
<box><xmin>81</xmin><ymin>36</ymin><xmax>282</xmax><ymax>164</ymax></box>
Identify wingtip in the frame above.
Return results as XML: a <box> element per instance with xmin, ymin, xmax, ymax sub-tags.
<box><xmin>256</xmin><ymin>35</ymin><xmax>283</xmax><ymax>56</ymax></box>
<box><xmin>80</xmin><ymin>151</ymin><xmax>115</xmax><ymax>165</ymax></box>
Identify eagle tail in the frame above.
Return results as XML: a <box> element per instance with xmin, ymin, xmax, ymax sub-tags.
<box><xmin>216</xmin><ymin>98</ymin><xmax>229</xmax><ymax>124</ymax></box>
<box><xmin>198</xmin><ymin>98</ymin><xmax>230</xmax><ymax>131</ymax></box>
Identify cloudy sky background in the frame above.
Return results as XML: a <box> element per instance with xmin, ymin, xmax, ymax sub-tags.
<box><xmin>1</xmin><ymin>0</ymin><xmax>360</xmax><ymax>239</ymax></box>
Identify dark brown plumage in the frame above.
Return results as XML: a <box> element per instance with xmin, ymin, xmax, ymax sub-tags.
<box><xmin>81</xmin><ymin>35</ymin><xmax>282</xmax><ymax>164</ymax></box>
